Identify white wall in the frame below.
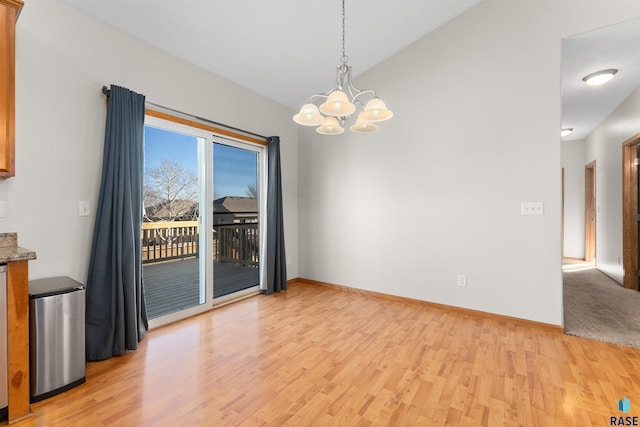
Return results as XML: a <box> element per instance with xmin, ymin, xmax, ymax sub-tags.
<box><xmin>298</xmin><ymin>0</ymin><xmax>640</xmax><ymax>326</ymax></box>
<box><xmin>584</xmin><ymin>84</ymin><xmax>640</xmax><ymax>283</ymax></box>
<box><xmin>561</xmin><ymin>140</ymin><xmax>586</xmax><ymax>259</ymax></box>
<box><xmin>0</xmin><ymin>0</ymin><xmax>299</xmax><ymax>283</ymax></box>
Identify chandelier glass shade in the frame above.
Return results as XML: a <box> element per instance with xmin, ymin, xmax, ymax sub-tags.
<box><xmin>360</xmin><ymin>98</ymin><xmax>394</xmax><ymax>122</ymax></box>
<box><xmin>317</xmin><ymin>117</ymin><xmax>345</xmax><ymax>135</ymax></box>
<box><xmin>293</xmin><ymin>0</ymin><xmax>393</xmax><ymax>135</ymax></box>
<box><xmin>350</xmin><ymin>117</ymin><xmax>379</xmax><ymax>133</ymax></box>
<box><xmin>293</xmin><ymin>104</ymin><xmax>324</xmax><ymax>126</ymax></box>
<box><xmin>319</xmin><ymin>90</ymin><xmax>356</xmax><ymax>117</ymax></box>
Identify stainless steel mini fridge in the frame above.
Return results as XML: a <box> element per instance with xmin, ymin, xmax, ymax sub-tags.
<box><xmin>29</xmin><ymin>276</ymin><xmax>86</xmax><ymax>402</ymax></box>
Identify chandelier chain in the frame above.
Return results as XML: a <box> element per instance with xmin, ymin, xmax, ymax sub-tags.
<box><xmin>292</xmin><ymin>0</ymin><xmax>393</xmax><ymax>134</ymax></box>
<box><xmin>341</xmin><ymin>0</ymin><xmax>347</xmax><ymax>63</ymax></box>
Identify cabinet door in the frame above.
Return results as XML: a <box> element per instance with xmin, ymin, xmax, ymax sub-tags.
<box><xmin>0</xmin><ymin>0</ymin><xmax>23</xmax><ymax>178</ymax></box>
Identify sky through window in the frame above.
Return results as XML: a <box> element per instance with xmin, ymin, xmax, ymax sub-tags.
<box><xmin>144</xmin><ymin>125</ymin><xmax>258</xmax><ymax>198</ymax></box>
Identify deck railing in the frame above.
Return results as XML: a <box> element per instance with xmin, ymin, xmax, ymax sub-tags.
<box><xmin>142</xmin><ymin>221</ymin><xmax>199</xmax><ymax>263</ymax></box>
<box><xmin>142</xmin><ymin>219</ymin><xmax>259</xmax><ymax>267</ymax></box>
<box><xmin>216</xmin><ymin>223</ymin><xmax>259</xmax><ymax>267</ymax></box>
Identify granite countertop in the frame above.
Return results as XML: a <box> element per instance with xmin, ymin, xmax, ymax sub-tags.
<box><xmin>0</xmin><ymin>232</ymin><xmax>37</xmax><ymax>263</ymax></box>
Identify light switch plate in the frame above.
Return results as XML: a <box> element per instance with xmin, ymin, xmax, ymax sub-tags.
<box><xmin>0</xmin><ymin>201</ymin><xmax>6</xmax><ymax>218</ymax></box>
<box><xmin>79</xmin><ymin>201</ymin><xmax>91</xmax><ymax>217</ymax></box>
<box><xmin>521</xmin><ymin>202</ymin><xmax>544</xmax><ymax>215</ymax></box>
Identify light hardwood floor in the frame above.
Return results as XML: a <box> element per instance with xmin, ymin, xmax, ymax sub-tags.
<box><xmin>11</xmin><ymin>281</ymin><xmax>640</xmax><ymax>426</ymax></box>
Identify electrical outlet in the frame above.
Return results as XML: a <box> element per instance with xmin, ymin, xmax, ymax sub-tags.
<box><xmin>457</xmin><ymin>275</ymin><xmax>467</xmax><ymax>287</ymax></box>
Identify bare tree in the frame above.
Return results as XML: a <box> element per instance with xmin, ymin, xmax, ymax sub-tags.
<box><xmin>246</xmin><ymin>184</ymin><xmax>258</xmax><ymax>198</ymax></box>
<box><xmin>144</xmin><ymin>158</ymin><xmax>198</xmax><ymax>222</ymax></box>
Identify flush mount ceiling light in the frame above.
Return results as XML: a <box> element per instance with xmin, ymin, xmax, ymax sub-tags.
<box><xmin>293</xmin><ymin>0</ymin><xmax>393</xmax><ymax>135</ymax></box>
<box><xmin>582</xmin><ymin>69</ymin><xmax>618</xmax><ymax>86</ymax></box>
<box><xmin>561</xmin><ymin>128</ymin><xmax>574</xmax><ymax>137</ymax></box>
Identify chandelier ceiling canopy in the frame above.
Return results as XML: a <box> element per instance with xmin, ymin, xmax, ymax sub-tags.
<box><xmin>293</xmin><ymin>0</ymin><xmax>393</xmax><ymax>135</ymax></box>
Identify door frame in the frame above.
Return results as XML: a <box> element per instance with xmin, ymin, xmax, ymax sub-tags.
<box><xmin>584</xmin><ymin>161</ymin><xmax>596</xmax><ymax>263</ymax></box>
<box><xmin>562</xmin><ymin>168</ymin><xmax>564</xmax><ymax>257</ymax></box>
<box><xmin>622</xmin><ymin>133</ymin><xmax>640</xmax><ymax>290</ymax></box>
<box><xmin>211</xmin><ymin>137</ymin><xmax>267</xmax><ymax>304</ymax></box>
<box><xmin>144</xmin><ymin>115</ymin><xmax>267</xmax><ymax>329</ymax></box>
<box><xmin>144</xmin><ymin>116</ymin><xmax>214</xmax><ymax>329</ymax></box>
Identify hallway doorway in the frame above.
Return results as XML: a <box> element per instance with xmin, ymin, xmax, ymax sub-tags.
<box><xmin>622</xmin><ymin>133</ymin><xmax>640</xmax><ymax>290</ymax></box>
<box><xmin>584</xmin><ymin>161</ymin><xmax>596</xmax><ymax>263</ymax></box>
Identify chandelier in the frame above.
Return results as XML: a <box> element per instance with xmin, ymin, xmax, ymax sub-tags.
<box><xmin>293</xmin><ymin>0</ymin><xmax>393</xmax><ymax>135</ymax></box>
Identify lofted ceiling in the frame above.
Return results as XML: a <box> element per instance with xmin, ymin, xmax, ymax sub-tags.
<box><xmin>59</xmin><ymin>0</ymin><xmax>482</xmax><ymax>110</ymax></box>
<box><xmin>58</xmin><ymin>1</ymin><xmax>640</xmax><ymax>141</ymax></box>
<box><xmin>562</xmin><ymin>18</ymin><xmax>640</xmax><ymax>141</ymax></box>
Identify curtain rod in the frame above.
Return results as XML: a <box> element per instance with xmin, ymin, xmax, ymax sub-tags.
<box><xmin>101</xmin><ymin>86</ymin><xmax>268</xmax><ymax>141</ymax></box>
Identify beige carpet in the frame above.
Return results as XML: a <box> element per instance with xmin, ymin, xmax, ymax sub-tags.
<box><xmin>563</xmin><ymin>268</ymin><xmax>640</xmax><ymax>348</ymax></box>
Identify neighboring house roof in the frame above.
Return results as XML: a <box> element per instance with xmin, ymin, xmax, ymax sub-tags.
<box><xmin>214</xmin><ymin>197</ymin><xmax>257</xmax><ymax>217</ymax></box>
<box><xmin>143</xmin><ymin>196</ymin><xmax>257</xmax><ymax>222</ymax></box>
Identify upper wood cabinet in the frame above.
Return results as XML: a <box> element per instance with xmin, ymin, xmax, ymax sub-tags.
<box><xmin>0</xmin><ymin>0</ymin><xmax>23</xmax><ymax>179</ymax></box>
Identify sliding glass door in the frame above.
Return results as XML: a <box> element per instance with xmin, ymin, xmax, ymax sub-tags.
<box><xmin>213</xmin><ymin>142</ymin><xmax>262</xmax><ymax>299</ymax></box>
<box><xmin>142</xmin><ymin>116</ymin><xmax>265</xmax><ymax>327</ymax></box>
<box><xmin>142</xmin><ymin>123</ymin><xmax>206</xmax><ymax>322</ymax></box>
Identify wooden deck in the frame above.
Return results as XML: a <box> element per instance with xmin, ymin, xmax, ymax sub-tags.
<box><xmin>143</xmin><ymin>258</ymin><xmax>259</xmax><ymax>319</ymax></box>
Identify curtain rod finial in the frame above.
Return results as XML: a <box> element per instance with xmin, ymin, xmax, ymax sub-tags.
<box><xmin>102</xmin><ymin>86</ymin><xmax>110</xmax><ymax>96</ymax></box>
